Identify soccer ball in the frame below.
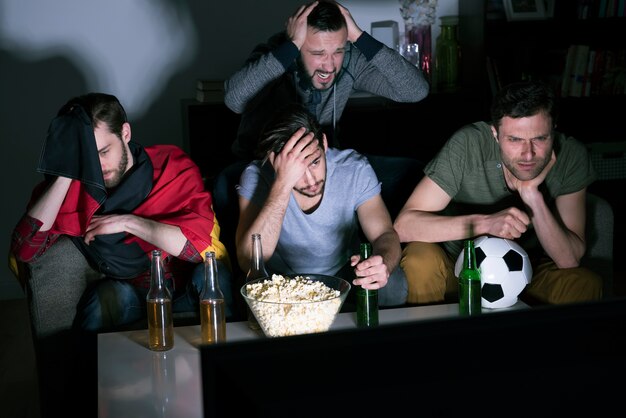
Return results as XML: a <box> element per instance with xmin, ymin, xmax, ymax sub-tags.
<box><xmin>454</xmin><ymin>236</ymin><xmax>533</xmax><ymax>309</ymax></box>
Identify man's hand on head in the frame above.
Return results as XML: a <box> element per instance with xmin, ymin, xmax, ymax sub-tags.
<box><xmin>336</xmin><ymin>2</ymin><xmax>363</xmax><ymax>42</ymax></box>
<box><xmin>287</xmin><ymin>1</ymin><xmax>318</xmax><ymax>49</ymax></box>
<box><xmin>268</xmin><ymin>127</ymin><xmax>318</xmax><ymax>187</ymax></box>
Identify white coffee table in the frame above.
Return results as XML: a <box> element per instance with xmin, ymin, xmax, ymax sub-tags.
<box><xmin>97</xmin><ymin>301</ymin><xmax>527</xmax><ymax>417</ymax></box>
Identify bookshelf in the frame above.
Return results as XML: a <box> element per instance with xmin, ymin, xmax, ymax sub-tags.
<box><xmin>459</xmin><ymin>0</ymin><xmax>626</xmax><ymax>144</ymax></box>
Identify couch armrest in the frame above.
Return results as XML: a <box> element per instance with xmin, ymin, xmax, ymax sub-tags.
<box><xmin>584</xmin><ymin>193</ymin><xmax>614</xmax><ymax>298</ymax></box>
<box><xmin>25</xmin><ymin>236</ymin><xmax>103</xmax><ymax>339</ymax></box>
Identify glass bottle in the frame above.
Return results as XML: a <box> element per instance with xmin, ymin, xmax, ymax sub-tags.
<box><xmin>147</xmin><ymin>249</ymin><xmax>174</xmax><ymax>351</ymax></box>
<box><xmin>435</xmin><ymin>15</ymin><xmax>460</xmax><ymax>92</ymax></box>
<box><xmin>200</xmin><ymin>251</ymin><xmax>226</xmax><ymax>344</ymax></box>
<box><xmin>356</xmin><ymin>242</ymin><xmax>379</xmax><ymax>327</ymax></box>
<box><xmin>246</xmin><ymin>233</ymin><xmax>269</xmax><ymax>330</ymax></box>
<box><xmin>406</xmin><ymin>23</ymin><xmax>432</xmax><ymax>83</ymax></box>
<box><xmin>458</xmin><ymin>239</ymin><xmax>482</xmax><ymax>316</ymax></box>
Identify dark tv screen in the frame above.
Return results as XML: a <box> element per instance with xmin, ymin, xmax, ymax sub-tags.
<box><xmin>201</xmin><ymin>298</ymin><xmax>626</xmax><ymax>417</ymax></box>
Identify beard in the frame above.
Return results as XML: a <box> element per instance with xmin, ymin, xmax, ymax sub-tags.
<box><xmin>294</xmin><ymin>179</ymin><xmax>325</xmax><ymax>198</ymax></box>
<box><xmin>296</xmin><ymin>56</ymin><xmax>338</xmax><ymax>91</ymax></box>
<box><xmin>104</xmin><ymin>145</ymin><xmax>129</xmax><ymax>189</ymax></box>
<box><xmin>501</xmin><ymin>151</ymin><xmax>552</xmax><ymax>181</ymax></box>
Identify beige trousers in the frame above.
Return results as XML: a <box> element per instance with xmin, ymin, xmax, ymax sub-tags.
<box><xmin>401</xmin><ymin>241</ymin><xmax>603</xmax><ymax>305</ymax></box>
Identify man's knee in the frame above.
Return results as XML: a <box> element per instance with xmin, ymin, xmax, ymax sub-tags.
<box><xmin>379</xmin><ymin>267</ymin><xmax>408</xmax><ymax>307</ymax></box>
<box><xmin>75</xmin><ymin>280</ymin><xmax>140</xmax><ymax>332</ymax></box>
<box><xmin>527</xmin><ymin>263</ymin><xmax>603</xmax><ymax>304</ymax></box>
<box><xmin>401</xmin><ymin>242</ymin><xmax>453</xmax><ymax>304</ymax></box>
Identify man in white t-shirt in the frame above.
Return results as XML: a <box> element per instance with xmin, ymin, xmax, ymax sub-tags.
<box><xmin>235</xmin><ymin>103</ymin><xmax>408</xmax><ymax>306</ymax></box>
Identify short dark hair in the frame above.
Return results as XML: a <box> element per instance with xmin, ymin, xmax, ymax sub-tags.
<box><xmin>307</xmin><ymin>1</ymin><xmax>346</xmax><ymax>32</ymax></box>
<box><xmin>255</xmin><ymin>103</ymin><xmax>325</xmax><ymax>160</ymax></box>
<box><xmin>490</xmin><ymin>81</ymin><xmax>558</xmax><ymax>129</ymax></box>
<box><xmin>57</xmin><ymin>93</ymin><xmax>128</xmax><ymax>140</ymax></box>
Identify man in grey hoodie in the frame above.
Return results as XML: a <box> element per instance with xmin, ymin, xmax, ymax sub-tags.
<box><xmin>224</xmin><ymin>0</ymin><xmax>430</xmax><ymax>159</ymax></box>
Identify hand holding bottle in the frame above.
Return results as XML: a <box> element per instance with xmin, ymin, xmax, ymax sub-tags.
<box><xmin>355</xmin><ymin>243</ymin><xmax>379</xmax><ymax>327</ymax></box>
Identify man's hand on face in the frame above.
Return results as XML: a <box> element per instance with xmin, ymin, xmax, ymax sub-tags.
<box><xmin>287</xmin><ymin>1</ymin><xmax>318</xmax><ymax>49</ymax></box>
<box><xmin>268</xmin><ymin>127</ymin><xmax>319</xmax><ymax>188</ymax></box>
<box><xmin>504</xmin><ymin>150</ymin><xmax>557</xmax><ymax>204</ymax></box>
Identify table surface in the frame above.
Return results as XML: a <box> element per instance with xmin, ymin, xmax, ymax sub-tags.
<box><xmin>97</xmin><ymin>301</ymin><xmax>528</xmax><ymax>418</ymax></box>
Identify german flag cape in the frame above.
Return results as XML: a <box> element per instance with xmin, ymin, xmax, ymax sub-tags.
<box><xmin>31</xmin><ymin>143</ymin><xmax>227</xmax><ymax>279</ymax></box>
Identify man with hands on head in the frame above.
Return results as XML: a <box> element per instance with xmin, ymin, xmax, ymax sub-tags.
<box><xmin>235</xmin><ymin>104</ymin><xmax>408</xmax><ymax>307</ymax></box>
<box><xmin>393</xmin><ymin>81</ymin><xmax>602</xmax><ymax>305</ymax></box>
<box><xmin>224</xmin><ymin>0</ymin><xmax>429</xmax><ymax>159</ymax></box>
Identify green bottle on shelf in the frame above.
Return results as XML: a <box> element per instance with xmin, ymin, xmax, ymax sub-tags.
<box><xmin>435</xmin><ymin>15</ymin><xmax>460</xmax><ymax>92</ymax></box>
<box><xmin>356</xmin><ymin>242</ymin><xmax>379</xmax><ymax>327</ymax></box>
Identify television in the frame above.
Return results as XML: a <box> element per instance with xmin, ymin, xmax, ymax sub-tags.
<box><xmin>201</xmin><ymin>298</ymin><xmax>626</xmax><ymax>417</ymax></box>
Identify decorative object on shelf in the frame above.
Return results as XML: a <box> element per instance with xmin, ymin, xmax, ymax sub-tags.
<box><xmin>371</xmin><ymin>20</ymin><xmax>399</xmax><ymax>51</ymax></box>
<box><xmin>398</xmin><ymin>0</ymin><xmax>437</xmax><ymax>81</ymax></box>
<box><xmin>503</xmin><ymin>0</ymin><xmax>550</xmax><ymax>21</ymax></box>
<box><xmin>400</xmin><ymin>42</ymin><xmax>420</xmax><ymax>67</ymax></box>
<box><xmin>196</xmin><ymin>79</ymin><xmax>224</xmax><ymax>103</ymax></box>
<box><xmin>435</xmin><ymin>15</ymin><xmax>460</xmax><ymax>92</ymax></box>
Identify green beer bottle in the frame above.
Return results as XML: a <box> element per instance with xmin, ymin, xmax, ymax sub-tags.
<box><xmin>458</xmin><ymin>238</ymin><xmax>482</xmax><ymax>316</ymax></box>
<box><xmin>356</xmin><ymin>242</ymin><xmax>379</xmax><ymax>327</ymax></box>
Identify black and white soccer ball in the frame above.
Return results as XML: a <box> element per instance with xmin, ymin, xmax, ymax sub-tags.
<box><xmin>454</xmin><ymin>236</ymin><xmax>533</xmax><ymax>309</ymax></box>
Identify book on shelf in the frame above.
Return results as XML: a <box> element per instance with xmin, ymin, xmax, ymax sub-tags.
<box><xmin>196</xmin><ymin>79</ymin><xmax>223</xmax><ymax>91</ymax></box>
<box><xmin>598</xmin><ymin>0</ymin><xmax>608</xmax><ymax>17</ymax></box>
<box><xmin>612</xmin><ymin>49</ymin><xmax>626</xmax><ymax>95</ymax></box>
<box><xmin>569</xmin><ymin>44</ymin><xmax>590</xmax><ymax>97</ymax></box>
<box><xmin>583</xmin><ymin>49</ymin><xmax>596</xmax><ymax>97</ymax></box>
<box><xmin>589</xmin><ymin>49</ymin><xmax>605</xmax><ymax>97</ymax></box>
<box><xmin>195</xmin><ymin>79</ymin><xmax>224</xmax><ymax>103</ymax></box>
<box><xmin>561</xmin><ymin>45</ymin><xmax>578</xmax><ymax>97</ymax></box>
<box><xmin>599</xmin><ymin>50</ymin><xmax>616</xmax><ymax>95</ymax></box>
<box><xmin>485</xmin><ymin>56</ymin><xmax>502</xmax><ymax>96</ymax></box>
<box><xmin>196</xmin><ymin>89</ymin><xmax>224</xmax><ymax>103</ymax></box>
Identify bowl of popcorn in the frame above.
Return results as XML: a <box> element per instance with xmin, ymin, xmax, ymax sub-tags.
<box><xmin>241</xmin><ymin>274</ymin><xmax>351</xmax><ymax>337</ymax></box>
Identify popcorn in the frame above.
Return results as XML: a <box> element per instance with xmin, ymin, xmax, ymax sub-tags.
<box><xmin>245</xmin><ymin>274</ymin><xmax>344</xmax><ymax>337</ymax></box>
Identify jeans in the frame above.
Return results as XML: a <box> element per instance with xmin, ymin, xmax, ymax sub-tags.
<box><xmin>335</xmin><ymin>261</ymin><xmax>409</xmax><ymax>312</ymax></box>
<box><xmin>74</xmin><ymin>259</ymin><xmax>233</xmax><ymax>332</ymax></box>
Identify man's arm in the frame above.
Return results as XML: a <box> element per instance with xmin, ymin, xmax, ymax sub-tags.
<box><xmin>504</xmin><ymin>150</ymin><xmax>586</xmax><ymax>267</ymax></box>
<box><xmin>526</xmin><ymin>189</ymin><xmax>587</xmax><ymax>268</ymax></box>
<box><xmin>350</xmin><ymin>35</ymin><xmax>429</xmax><ymax>103</ymax></box>
<box><xmin>224</xmin><ymin>2</ymin><xmax>317</xmax><ymax>114</ymax></box>
<box><xmin>223</xmin><ymin>36</ymin><xmax>297</xmax><ymax>114</ymax></box>
<box><xmin>27</xmin><ymin>176</ymin><xmax>72</xmax><ymax>231</ymax></box>
<box><xmin>11</xmin><ymin>176</ymin><xmax>72</xmax><ymax>263</ymax></box>
<box><xmin>83</xmin><ymin>214</ymin><xmax>188</xmax><ymax>258</ymax></box>
<box><xmin>394</xmin><ymin>176</ymin><xmax>532</xmax><ymax>243</ymax></box>
<box><xmin>335</xmin><ymin>1</ymin><xmax>427</xmax><ymax>102</ymax></box>
<box><xmin>353</xmin><ymin>194</ymin><xmax>401</xmax><ymax>290</ymax></box>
